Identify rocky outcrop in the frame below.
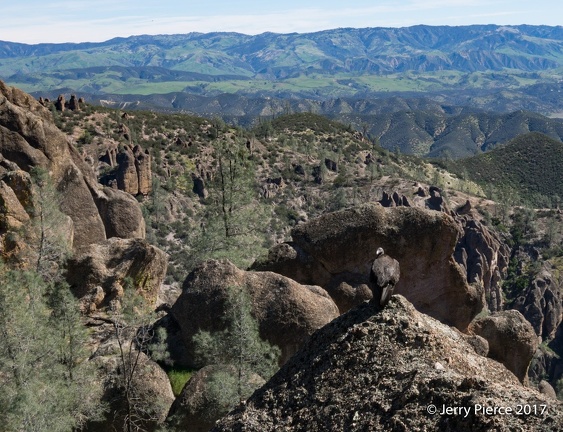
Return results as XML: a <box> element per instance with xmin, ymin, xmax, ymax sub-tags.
<box><xmin>165</xmin><ymin>365</ymin><xmax>265</xmax><ymax>432</ymax></box>
<box><xmin>93</xmin><ymin>186</ymin><xmax>146</xmax><ymax>239</ymax></box>
<box><xmin>0</xmin><ymin>80</ymin><xmax>146</xmax><ymax>250</ymax></box>
<box><xmin>426</xmin><ymin>185</ymin><xmax>450</xmax><ymax>212</ymax></box>
<box><xmin>115</xmin><ymin>144</ymin><xmax>152</xmax><ymax>196</ymax></box>
<box><xmin>513</xmin><ymin>267</ymin><xmax>562</xmax><ymax>339</ymax></box>
<box><xmin>377</xmin><ymin>186</ymin><xmax>510</xmax><ymax>311</ymax></box>
<box><xmin>252</xmin><ymin>204</ymin><xmax>482</xmax><ymax>331</ymax></box>
<box><xmin>67</xmin><ymin>94</ymin><xmax>80</xmax><ymax>111</ymax></box>
<box><xmin>66</xmin><ymin>237</ymin><xmax>167</xmax><ymax>312</ymax></box>
<box><xmin>379</xmin><ymin>190</ymin><xmax>410</xmax><ymax>207</ymax></box>
<box><xmin>213</xmin><ymin>295</ymin><xmax>563</xmax><ymax>431</ymax></box>
<box><xmin>530</xmin><ymin>342</ymin><xmax>563</xmax><ymax>393</ymax></box>
<box><xmin>469</xmin><ymin>310</ymin><xmax>539</xmax><ymax>384</ymax></box>
<box><xmin>455</xmin><ymin>216</ymin><xmax>510</xmax><ymax>312</ymax></box>
<box><xmin>54</xmin><ymin>94</ymin><xmax>65</xmax><ymax>111</ymax></box>
<box><xmin>191</xmin><ymin>173</ymin><xmax>208</xmax><ymax>198</ymax></box>
<box><xmin>170</xmin><ymin>259</ymin><xmax>339</xmax><ymax>367</ymax></box>
<box><xmin>0</xmin><ymin>175</ymin><xmax>30</xmax><ymax>231</ymax></box>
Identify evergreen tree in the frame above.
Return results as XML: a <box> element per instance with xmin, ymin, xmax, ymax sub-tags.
<box><xmin>187</xmin><ymin>137</ymin><xmax>268</xmax><ymax>270</ymax></box>
<box><xmin>0</xmin><ymin>266</ymin><xmax>104</xmax><ymax>431</ymax></box>
<box><xmin>24</xmin><ymin>167</ymin><xmax>71</xmax><ymax>282</ymax></box>
<box><xmin>192</xmin><ymin>286</ymin><xmax>280</xmax><ymax>419</ymax></box>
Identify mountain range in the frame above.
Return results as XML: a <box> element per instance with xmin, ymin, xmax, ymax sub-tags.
<box><xmin>2</xmin><ymin>24</ymin><xmax>563</xmax><ymax>158</ymax></box>
<box><xmin>1</xmin><ymin>25</ymin><xmax>562</xmax><ymax>102</ymax></box>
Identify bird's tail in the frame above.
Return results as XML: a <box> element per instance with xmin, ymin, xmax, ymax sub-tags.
<box><xmin>380</xmin><ymin>285</ymin><xmax>390</xmax><ymax>306</ymax></box>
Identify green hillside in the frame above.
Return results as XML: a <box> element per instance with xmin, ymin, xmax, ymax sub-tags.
<box><xmin>450</xmin><ymin>132</ymin><xmax>563</xmax><ymax>206</ymax></box>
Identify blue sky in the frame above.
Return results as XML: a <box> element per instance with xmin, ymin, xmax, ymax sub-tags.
<box><xmin>2</xmin><ymin>0</ymin><xmax>562</xmax><ymax>44</ymax></box>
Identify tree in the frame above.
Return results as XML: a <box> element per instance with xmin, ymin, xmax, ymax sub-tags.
<box><xmin>108</xmin><ymin>286</ymin><xmax>170</xmax><ymax>432</ymax></box>
<box><xmin>0</xmin><ymin>266</ymin><xmax>104</xmax><ymax>431</ymax></box>
<box><xmin>24</xmin><ymin>167</ymin><xmax>71</xmax><ymax>282</ymax></box>
<box><xmin>187</xmin><ymin>137</ymin><xmax>268</xmax><ymax>270</ymax></box>
<box><xmin>192</xmin><ymin>286</ymin><xmax>280</xmax><ymax>418</ymax></box>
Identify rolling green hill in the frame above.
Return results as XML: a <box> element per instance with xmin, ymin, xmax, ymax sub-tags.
<box><xmin>1</xmin><ymin>25</ymin><xmax>563</xmax><ymax>111</ymax></box>
<box><xmin>449</xmin><ymin>132</ymin><xmax>563</xmax><ymax>205</ymax></box>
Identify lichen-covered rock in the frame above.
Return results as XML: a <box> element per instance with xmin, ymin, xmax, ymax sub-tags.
<box><xmin>469</xmin><ymin>310</ymin><xmax>539</xmax><ymax>384</ymax></box>
<box><xmin>170</xmin><ymin>259</ymin><xmax>339</xmax><ymax>367</ymax></box>
<box><xmin>213</xmin><ymin>295</ymin><xmax>563</xmax><ymax>432</ymax></box>
<box><xmin>253</xmin><ymin>204</ymin><xmax>482</xmax><ymax>331</ymax></box>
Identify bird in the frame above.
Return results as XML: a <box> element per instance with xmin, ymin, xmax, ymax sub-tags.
<box><xmin>370</xmin><ymin>247</ymin><xmax>400</xmax><ymax>307</ymax></box>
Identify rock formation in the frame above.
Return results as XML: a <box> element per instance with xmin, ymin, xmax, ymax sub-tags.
<box><xmin>469</xmin><ymin>310</ymin><xmax>539</xmax><ymax>384</ymax></box>
<box><xmin>170</xmin><ymin>259</ymin><xmax>339</xmax><ymax>367</ymax></box>
<box><xmin>454</xmin><ymin>216</ymin><xmax>510</xmax><ymax>312</ymax></box>
<box><xmin>0</xmin><ymin>80</ymin><xmax>146</xmax><ymax>250</ymax></box>
<box><xmin>213</xmin><ymin>296</ymin><xmax>563</xmax><ymax>431</ymax></box>
<box><xmin>65</xmin><ymin>237</ymin><xmax>167</xmax><ymax>312</ymax></box>
<box><xmin>87</xmin><ymin>343</ymin><xmax>174</xmax><ymax>432</ymax></box>
<box><xmin>191</xmin><ymin>173</ymin><xmax>208</xmax><ymax>198</ymax></box>
<box><xmin>378</xmin><ymin>186</ymin><xmax>510</xmax><ymax>313</ymax></box>
<box><xmin>67</xmin><ymin>94</ymin><xmax>80</xmax><ymax>111</ymax></box>
<box><xmin>114</xmin><ymin>144</ymin><xmax>152</xmax><ymax>196</ymax></box>
<box><xmin>252</xmin><ymin>204</ymin><xmax>483</xmax><ymax>331</ymax></box>
<box><xmin>54</xmin><ymin>94</ymin><xmax>65</xmax><ymax>111</ymax></box>
<box><xmin>512</xmin><ymin>266</ymin><xmax>562</xmax><ymax>339</ymax></box>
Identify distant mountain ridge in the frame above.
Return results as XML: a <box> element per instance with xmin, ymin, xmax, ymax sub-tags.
<box><xmin>3</xmin><ymin>24</ymin><xmax>563</xmax><ymax>159</ymax></box>
<box><xmin>1</xmin><ymin>24</ymin><xmax>563</xmax><ymax>105</ymax></box>
<box><xmin>2</xmin><ymin>25</ymin><xmax>563</xmax><ymax>73</ymax></box>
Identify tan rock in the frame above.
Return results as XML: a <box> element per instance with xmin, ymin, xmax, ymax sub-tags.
<box><xmin>0</xmin><ymin>179</ymin><xmax>30</xmax><ymax>230</ymax></box>
<box><xmin>253</xmin><ymin>204</ymin><xmax>482</xmax><ymax>331</ymax></box>
<box><xmin>133</xmin><ymin>144</ymin><xmax>152</xmax><ymax>195</ymax></box>
<box><xmin>170</xmin><ymin>259</ymin><xmax>339</xmax><ymax>367</ymax></box>
<box><xmin>469</xmin><ymin>310</ymin><xmax>539</xmax><ymax>384</ymax></box>
<box><xmin>116</xmin><ymin>145</ymin><xmax>139</xmax><ymax>195</ymax></box>
<box><xmin>66</xmin><ymin>237</ymin><xmax>167</xmax><ymax>311</ymax></box>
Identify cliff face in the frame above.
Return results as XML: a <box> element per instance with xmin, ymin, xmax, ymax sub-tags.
<box><xmin>213</xmin><ymin>296</ymin><xmax>563</xmax><ymax>432</ymax></box>
<box><xmin>0</xmin><ymin>80</ymin><xmax>163</xmax><ymax>309</ymax></box>
<box><xmin>0</xmin><ymin>80</ymin><xmax>145</xmax><ymax>251</ymax></box>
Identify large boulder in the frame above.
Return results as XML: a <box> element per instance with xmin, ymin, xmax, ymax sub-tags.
<box><xmin>66</xmin><ymin>237</ymin><xmax>167</xmax><ymax>312</ymax></box>
<box><xmin>170</xmin><ymin>259</ymin><xmax>339</xmax><ymax>367</ymax></box>
<box><xmin>253</xmin><ymin>204</ymin><xmax>482</xmax><ymax>331</ymax></box>
<box><xmin>87</xmin><ymin>346</ymin><xmax>174</xmax><ymax>432</ymax></box>
<box><xmin>469</xmin><ymin>310</ymin><xmax>539</xmax><ymax>384</ymax></box>
<box><xmin>213</xmin><ymin>296</ymin><xmax>563</xmax><ymax>431</ymax></box>
<box><xmin>93</xmin><ymin>186</ymin><xmax>146</xmax><ymax>239</ymax></box>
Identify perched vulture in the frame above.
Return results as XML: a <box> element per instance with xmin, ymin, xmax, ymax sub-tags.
<box><xmin>370</xmin><ymin>247</ymin><xmax>400</xmax><ymax>307</ymax></box>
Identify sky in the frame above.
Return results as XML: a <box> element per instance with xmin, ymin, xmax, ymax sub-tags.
<box><xmin>1</xmin><ymin>0</ymin><xmax>562</xmax><ymax>44</ymax></box>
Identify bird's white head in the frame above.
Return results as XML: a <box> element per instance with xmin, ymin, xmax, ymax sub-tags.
<box><xmin>376</xmin><ymin>247</ymin><xmax>384</xmax><ymax>257</ymax></box>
